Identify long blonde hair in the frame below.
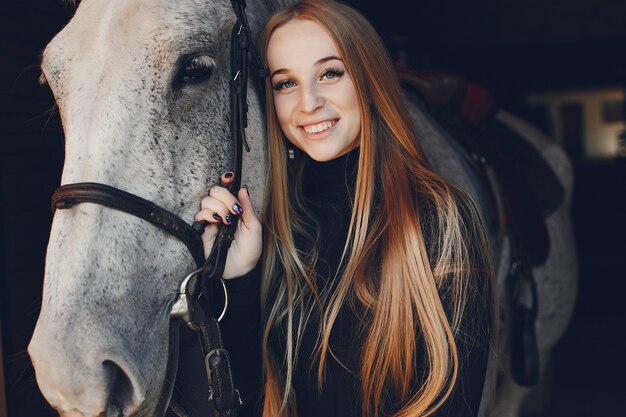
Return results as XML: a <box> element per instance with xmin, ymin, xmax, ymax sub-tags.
<box><xmin>259</xmin><ymin>1</ymin><xmax>495</xmax><ymax>416</ymax></box>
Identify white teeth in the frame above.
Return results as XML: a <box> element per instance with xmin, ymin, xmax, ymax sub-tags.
<box><xmin>303</xmin><ymin>120</ymin><xmax>335</xmax><ymax>134</ymax></box>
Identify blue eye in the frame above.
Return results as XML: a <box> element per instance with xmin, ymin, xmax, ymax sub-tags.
<box><xmin>322</xmin><ymin>68</ymin><xmax>345</xmax><ymax>80</ymax></box>
<box><xmin>273</xmin><ymin>80</ymin><xmax>296</xmax><ymax>91</ymax></box>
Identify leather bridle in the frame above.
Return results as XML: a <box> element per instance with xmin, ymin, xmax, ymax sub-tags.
<box><xmin>50</xmin><ymin>1</ymin><xmax>267</xmax><ymax>416</ymax></box>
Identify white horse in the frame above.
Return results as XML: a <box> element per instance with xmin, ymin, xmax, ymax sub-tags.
<box><xmin>28</xmin><ymin>1</ymin><xmax>577</xmax><ymax>416</ymax></box>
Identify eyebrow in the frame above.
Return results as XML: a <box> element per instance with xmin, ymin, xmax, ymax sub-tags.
<box><xmin>270</xmin><ymin>55</ymin><xmax>343</xmax><ymax>79</ymax></box>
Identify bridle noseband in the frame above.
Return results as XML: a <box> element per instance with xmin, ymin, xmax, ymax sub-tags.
<box><xmin>52</xmin><ymin>182</ymin><xmax>207</xmax><ymax>266</ymax></box>
<box><xmin>50</xmin><ymin>1</ymin><xmax>267</xmax><ymax>416</ymax></box>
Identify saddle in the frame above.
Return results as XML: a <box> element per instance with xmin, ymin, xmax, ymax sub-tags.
<box><xmin>397</xmin><ymin>69</ymin><xmax>564</xmax><ymax>266</ymax></box>
<box><xmin>397</xmin><ymin>69</ymin><xmax>566</xmax><ymax>387</ymax></box>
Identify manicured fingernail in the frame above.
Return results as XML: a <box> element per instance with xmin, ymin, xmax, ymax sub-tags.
<box><xmin>224</xmin><ymin>171</ymin><xmax>234</xmax><ymax>179</ymax></box>
<box><xmin>212</xmin><ymin>213</ymin><xmax>222</xmax><ymax>222</ymax></box>
<box><xmin>233</xmin><ymin>203</ymin><xmax>243</xmax><ymax>215</ymax></box>
<box><xmin>225</xmin><ymin>214</ymin><xmax>233</xmax><ymax>225</ymax></box>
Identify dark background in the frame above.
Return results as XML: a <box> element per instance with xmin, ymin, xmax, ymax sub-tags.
<box><xmin>1</xmin><ymin>0</ymin><xmax>625</xmax><ymax>416</ymax></box>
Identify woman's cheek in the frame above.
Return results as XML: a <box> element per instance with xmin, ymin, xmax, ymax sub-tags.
<box><xmin>274</xmin><ymin>94</ymin><xmax>297</xmax><ymax>128</ymax></box>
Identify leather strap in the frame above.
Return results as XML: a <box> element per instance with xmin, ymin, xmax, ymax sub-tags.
<box><xmin>196</xmin><ymin>0</ymin><xmax>268</xmax><ymax>288</ymax></box>
<box><xmin>200</xmin><ymin>322</ymin><xmax>241</xmax><ymax>414</ymax></box>
<box><xmin>52</xmin><ymin>182</ymin><xmax>206</xmax><ymax>267</ymax></box>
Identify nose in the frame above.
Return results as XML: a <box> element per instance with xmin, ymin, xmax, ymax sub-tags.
<box><xmin>29</xmin><ymin>328</ymin><xmax>144</xmax><ymax>417</ymax></box>
<box><xmin>300</xmin><ymin>82</ymin><xmax>324</xmax><ymax>113</ymax></box>
<box><xmin>102</xmin><ymin>360</ymin><xmax>138</xmax><ymax>415</ymax></box>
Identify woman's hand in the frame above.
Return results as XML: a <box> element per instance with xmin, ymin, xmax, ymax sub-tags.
<box><xmin>195</xmin><ymin>172</ymin><xmax>262</xmax><ymax>279</ymax></box>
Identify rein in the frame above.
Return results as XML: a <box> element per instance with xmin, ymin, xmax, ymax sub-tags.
<box><xmin>51</xmin><ymin>1</ymin><xmax>267</xmax><ymax>416</ymax></box>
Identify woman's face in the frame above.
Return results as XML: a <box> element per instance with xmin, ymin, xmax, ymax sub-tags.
<box><xmin>266</xmin><ymin>19</ymin><xmax>361</xmax><ymax>162</ymax></box>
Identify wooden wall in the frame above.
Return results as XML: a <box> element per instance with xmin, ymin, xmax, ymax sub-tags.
<box><xmin>0</xmin><ymin>2</ymin><xmax>73</xmax><ymax>416</ymax></box>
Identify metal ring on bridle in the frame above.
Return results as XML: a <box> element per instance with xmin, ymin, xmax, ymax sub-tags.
<box><xmin>170</xmin><ymin>268</ymin><xmax>229</xmax><ymax>329</ymax></box>
<box><xmin>216</xmin><ymin>277</ymin><xmax>228</xmax><ymax>322</ymax></box>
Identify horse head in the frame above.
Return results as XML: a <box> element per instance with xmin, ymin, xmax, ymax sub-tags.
<box><xmin>28</xmin><ymin>1</ymin><xmax>274</xmax><ymax>416</ymax></box>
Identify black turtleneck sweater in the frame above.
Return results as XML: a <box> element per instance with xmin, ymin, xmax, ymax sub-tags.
<box><xmin>219</xmin><ymin>148</ymin><xmax>492</xmax><ymax>417</ymax></box>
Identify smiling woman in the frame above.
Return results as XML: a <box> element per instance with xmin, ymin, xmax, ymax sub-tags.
<box><xmin>267</xmin><ymin>19</ymin><xmax>361</xmax><ymax>162</ymax></box>
<box><xmin>194</xmin><ymin>1</ymin><xmax>497</xmax><ymax>417</ymax></box>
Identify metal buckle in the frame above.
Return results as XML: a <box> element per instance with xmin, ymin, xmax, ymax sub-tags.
<box><xmin>204</xmin><ymin>349</ymin><xmax>241</xmax><ymax>407</ymax></box>
<box><xmin>204</xmin><ymin>348</ymin><xmax>230</xmax><ymax>383</ymax></box>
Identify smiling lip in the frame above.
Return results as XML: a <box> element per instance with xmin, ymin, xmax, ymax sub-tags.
<box><xmin>299</xmin><ymin>118</ymin><xmax>339</xmax><ymax>137</ymax></box>
<box><xmin>299</xmin><ymin>119</ymin><xmax>339</xmax><ymax>129</ymax></box>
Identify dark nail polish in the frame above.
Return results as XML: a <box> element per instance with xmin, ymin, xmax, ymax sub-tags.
<box><xmin>212</xmin><ymin>213</ymin><xmax>222</xmax><ymax>222</ymax></box>
<box><xmin>224</xmin><ymin>171</ymin><xmax>234</xmax><ymax>179</ymax></box>
<box><xmin>225</xmin><ymin>214</ymin><xmax>233</xmax><ymax>225</ymax></box>
<box><xmin>233</xmin><ymin>203</ymin><xmax>243</xmax><ymax>215</ymax></box>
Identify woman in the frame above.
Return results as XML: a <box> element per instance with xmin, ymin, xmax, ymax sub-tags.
<box><xmin>195</xmin><ymin>1</ymin><xmax>496</xmax><ymax>416</ymax></box>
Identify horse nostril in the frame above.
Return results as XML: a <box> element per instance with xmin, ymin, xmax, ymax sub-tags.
<box><xmin>103</xmin><ymin>360</ymin><xmax>136</xmax><ymax>416</ymax></box>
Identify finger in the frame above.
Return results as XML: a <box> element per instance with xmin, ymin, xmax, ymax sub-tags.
<box><xmin>236</xmin><ymin>187</ymin><xmax>258</xmax><ymax>227</ymax></box>
<box><xmin>209</xmin><ymin>185</ymin><xmax>243</xmax><ymax>217</ymax></box>
<box><xmin>195</xmin><ymin>208</ymin><xmax>225</xmax><ymax>224</ymax></box>
<box><xmin>199</xmin><ymin>195</ymin><xmax>232</xmax><ymax>223</ymax></box>
<box><xmin>221</xmin><ymin>171</ymin><xmax>235</xmax><ymax>186</ymax></box>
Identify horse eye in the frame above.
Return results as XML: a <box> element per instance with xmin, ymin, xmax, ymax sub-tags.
<box><xmin>179</xmin><ymin>54</ymin><xmax>215</xmax><ymax>85</ymax></box>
